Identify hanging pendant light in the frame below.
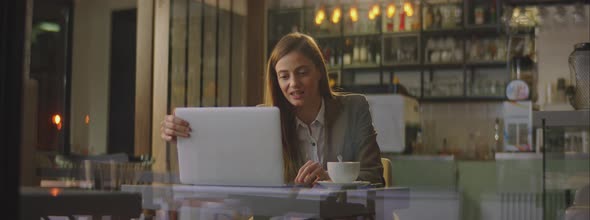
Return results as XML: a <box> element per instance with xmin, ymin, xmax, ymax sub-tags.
<box><xmin>403</xmin><ymin>2</ymin><xmax>414</xmax><ymax>17</ymax></box>
<box><xmin>332</xmin><ymin>7</ymin><xmax>342</xmax><ymax>24</ymax></box>
<box><xmin>369</xmin><ymin>4</ymin><xmax>380</xmax><ymax>20</ymax></box>
<box><xmin>349</xmin><ymin>6</ymin><xmax>359</xmax><ymax>22</ymax></box>
<box><xmin>387</xmin><ymin>3</ymin><xmax>396</xmax><ymax>18</ymax></box>
<box><xmin>315</xmin><ymin>6</ymin><xmax>326</xmax><ymax>25</ymax></box>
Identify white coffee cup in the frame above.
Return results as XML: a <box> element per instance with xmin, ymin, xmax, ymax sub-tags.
<box><xmin>327</xmin><ymin>162</ymin><xmax>360</xmax><ymax>183</ymax></box>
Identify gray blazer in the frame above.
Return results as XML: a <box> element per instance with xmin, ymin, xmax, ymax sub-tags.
<box><xmin>320</xmin><ymin>93</ymin><xmax>384</xmax><ymax>184</ymax></box>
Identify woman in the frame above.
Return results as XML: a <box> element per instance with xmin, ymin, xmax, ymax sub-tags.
<box><xmin>161</xmin><ymin>32</ymin><xmax>384</xmax><ymax>186</ymax></box>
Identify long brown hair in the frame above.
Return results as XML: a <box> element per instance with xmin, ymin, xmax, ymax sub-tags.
<box><xmin>265</xmin><ymin>32</ymin><xmax>335</xmax><ymax>182</ymax></box>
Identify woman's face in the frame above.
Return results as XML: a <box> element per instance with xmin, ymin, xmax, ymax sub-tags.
<box><xmin>275</xmin><ymin>51</ymin><xmax>322</xmax><ymax>108</ymax></box>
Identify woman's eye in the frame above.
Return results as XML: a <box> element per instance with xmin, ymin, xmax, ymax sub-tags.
<box><xmin>279</xmin><ymin>75</ymin><xmax>289</xmax><ymax>79</ymax></box>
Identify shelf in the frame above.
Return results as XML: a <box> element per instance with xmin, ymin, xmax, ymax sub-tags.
<box><xmin>421</xmin><ymin>97</ymin><xmax>506</xmax><ymax>102</ymax></box>
<box><xmin>268</xmin><ymin>8</ymin><xmax>305</xmax><ymax>14</ymax></box>
<box><xmin>532</xmin><ymin>110</ymin><xmax>590</xmax><ymax>128</ymax></box>
<box><xmin>465</xmin><ymin>61</ymin><xmax>508</xmax><ymax>68</ymax></box>
<box><xmin>382</xmin><ymin>63</ymin><xmax>422</xmax><ymax>69</ymax></box>
<box><xmin>341</xmin><ymin>32</ymin><xmax>381</xmax><ymax>38</ymax></box>
<box><xmin>545</xmin><ymin>152</ymin><xmax>590</xmax><ymax>160</ymax></box>
<box><xmin>464</xmin><ymin>25</ymin><xmax>503</xmax><ymax>33</ymax></box>
<box><xmin>339</xmin><ymin>85</ymin><xmax>392</xmax><ymax>94</ymax></box>
<box><xmin>423</xmin><ymin>63</ymin><xmax>464</xmax><ymax>68</ymax></box>
<box><xmin>313</xmin><ymin>34</ymin><xmax>342</xmax><ymax>39</ymax></box>
<box><xmin>422</xmin><ymin>28</ymin><xmax>465</xmax><ymax>35</ymax></box>
<box><xmin>504</xmin><ymin>0</ymin><xmax>587</xmax><ymax>6</ymax></box>
<box><xmin>495</xmin><ymin>152</ymin><xmax>542</xmax><ymax>160</ymax></box>
<box><xmin>342</xmin><ymin>63</ymin><xmax>380</xmax><ymax>70</ymax></box>
<box><xmin>382</xmin><ymin>31</ymin><xmax>420</xmax><ymax>37</ymax></box>
<box><xmin>326</xmin><ymin>66</ymin><xmax>341</xmax><ymax>72</ymax></box>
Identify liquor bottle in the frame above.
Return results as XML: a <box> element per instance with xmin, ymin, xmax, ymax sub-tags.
<box><xmin>387</xmin><ymin>17</ymin><xmax>394</xmax><ymax>32</ymax></box>
<box><xmin>424</xmin><ymin>4</ymin><xmax>434</xmax><ymax>30</ymax></box>
<box><xmin>326</xmin><ymin>44</ymin><xmax>335</xmax><ymax>66</ymax></box>
<box><xmin>406</xmin><ymin>9</ymin><xmax>414</xmax><ymax>31</ymax></box>
<box><xmin>343</xmin><ymin>38</ymin><xmax>352</xmax><ymax>65</ymax></box>
<box><xmin>494</xmin><ymin>118</ymin><xmax>503</xmax><ymax>153</ymax></box>
<box><xmin>474</xmin><ymin>0</ymin><xmax>485</xmax><ymax>25</ymax></box>
<box><xmin>490</xmin><ymin>0</ymin><xmax>497</xmax><ymax>24</ymax></box>
<box><xmin>371</xmin><ymin>39</ymin><xmax>380</xmax><ymax>64</ymax></box>
<box><xmin>399</xmin><ymin>11</ymin><xmax>406</xmax><ymax>31</ymax></box>
<box><xmin>353</xmin><ymin>38</ymin><xmax>360</xmax><ymax>63</ymax></box>
<box><xmin>434</xmin><ymin>7</ymin><xmax>443</xmax><ymax>28</ymax></box>
<box><xmin>454</xmin><ymin>4</ymin><xmax>463</xmax><ymax>27</ymax></box>
<box><xmin>360</xmin><ymin>39</ymin><xmax>368</xmax><ymax>63</ymax></box>
<box><xmin>391</xmin><ymin>75</ymin><xmax>400</xmax><ymax>93</ymax></box>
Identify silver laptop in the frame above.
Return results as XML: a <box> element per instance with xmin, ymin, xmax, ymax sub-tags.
<box><xmin>175</xmin><ymin>106</ymin><xmax>285</xmax><ymax>187</ymax></box>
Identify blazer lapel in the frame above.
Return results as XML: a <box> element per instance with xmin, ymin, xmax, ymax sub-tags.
<box><xmin>323</xmin><ymin>96</ymin><xmax>344</xmax><ymax>167</ymax></box>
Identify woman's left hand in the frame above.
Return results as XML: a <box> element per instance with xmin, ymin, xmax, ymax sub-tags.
<box><xmin>295</xmin><ymin>160</ymin><xmax>330</xmax><ymax>186</ymax></box>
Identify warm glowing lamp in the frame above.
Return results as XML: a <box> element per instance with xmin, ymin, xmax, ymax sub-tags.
<box><xmin>52</xmin><ymin>114</ymin><xmax>63</xmax><ymax>131</ymax></box>
<box><xmin>50</xmin><ymin>188</ymin><xmax>61</xmax><ymax>197</ymax></box>
<box><xmin>369</xmin><ymin>4</ymin><xmax>381</xmax><ymax>20</ymax></box>
<box><xmin>315</xmin><ymin>7</ymin><xmax>326</xmax><ymax>25</ymax></box>
<box><xmin>52</xmin><ymin>114</ymin><xmax>61</xmax><ymax>125</ymax></box>
<box><xmin>403</xmin><ymin>2</ymin><xmax>414</xmax><ymax>17</ymax></box>
<box><xmin>85</xmin><ymin>114</ymin><xmax>90</xmax><ymax>125</ymax></box>
<box><xmin>349</xmin><ymin>6</ymin><xmax>359</xmax><ymax>22</ymax></box>
<box><xmin>331</xmin><ymin>7</ymin><xmax>341</xmax><ymax>24</ymax></box>
<box><xmin>371</xmin><ymin>4</ymin><xmax>380</xmax><ymax>16</ymax></box>
<box><xmin>387</xmin><ymin>4</ymin><xmax>396</xmax><ymax>18</ymax></box>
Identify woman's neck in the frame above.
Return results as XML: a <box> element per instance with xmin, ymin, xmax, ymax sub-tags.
<box><xmin>295</xmin><ymin>96</ymin><xmax>322</xmax><ymax>125</ymax></box>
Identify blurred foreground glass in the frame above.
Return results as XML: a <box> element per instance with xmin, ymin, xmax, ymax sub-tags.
<box><xmin>92</xmin><ymin>159</ymin><xmax>154</xmax><ymax>190</ymax></box>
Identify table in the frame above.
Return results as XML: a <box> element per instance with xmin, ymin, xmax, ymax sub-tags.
<box><xmin>20</xmin><ymin>186</ymin><xmax>142</xmax><ymax>219</ymax></box>
<box><xmin>121</xmin><ymin>184</ymin><xmax>410</xmax><ymax>220</ymax></box>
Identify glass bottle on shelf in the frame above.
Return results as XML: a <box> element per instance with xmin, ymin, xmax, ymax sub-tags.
<box><xmin>360</xmin><ymin>39</ymin><xmax>368</xmax><ymax>63</ymax></box>
<box><xmin>494</xmin><ymin>118</ymin><xmax>503</xmax><ymax>153</ymax></box>
<box><xmin>343</xmin><ymin>38</ymin><xmax>352</xmax><ymax>65</ymax></box>
<box><xmin>391</xmin><ymin>75</ymin><xmax>400</xmax><ymax>94</ymax></box>
<box><xmin>399</xmin><ymin>9</ymin><xmax>407</xmax><ymax>31</ymax></box>
<box><xmin>353</xmin><ymin>38</ymin><xmax>360</xmax><ymax>64</ymax></box>
<box><xmin>372</xmin><ymin>39</ymin><xmax>380</xmax><ymax>64</ymax></box>
<box><xmin>453</xmin><ymin>4</ymin><xmax>462</xmax><ymax>27</ymax></box>
<box><xmin>405</xmin><ymin>6</ymin><xmax>417</xmax><ymax>31</ymax></box>
<box><xmin>385</xmin><ymin>9</ymin><xmax>394</xmax><ymax>32</ymax></box>
<box><xmin>434</xmin><ymin>6</ymin><xmax>443</xmax><ymax>28</ymax></box>
<box><xmin>424</xmin><ymin>4</ymin><xmax>434</xmax><ymax>30</ymax></box>
<box><xmin>474</xmin><ymin>0</ymin><xmax>485</xmax><ymax>25</ymax></box>
<box><xmin>490</xmin><ymin>0</ymin><xmax>497</xmax><ymax>24</ymax></box>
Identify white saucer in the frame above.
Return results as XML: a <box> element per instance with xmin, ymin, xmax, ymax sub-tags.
<box><xmin>316</xmin><ymin>181</ymin><xmax>370</xmax><ymax>188</ymax></box>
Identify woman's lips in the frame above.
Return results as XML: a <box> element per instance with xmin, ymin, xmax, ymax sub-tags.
<box><xmin>290</xmin><ymin>91</ymin><xmax>304</xmax><ymax>100</ymax></box>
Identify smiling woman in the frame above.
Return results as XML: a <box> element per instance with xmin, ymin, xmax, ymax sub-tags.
<box><xmin>161</xmin><ymin>32</ymin><xmax>385</xmax><ymax>186</ymax></box>
<box><xmin>264</xmin><ymin>33</ymin><xmax>384</xmax><ymax>185</ymax></box>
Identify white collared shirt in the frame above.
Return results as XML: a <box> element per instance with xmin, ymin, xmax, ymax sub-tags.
<box><xmin>295</xmin><ymin>99</ymin><xmax>326</xmax><ymax>164</ymax></box>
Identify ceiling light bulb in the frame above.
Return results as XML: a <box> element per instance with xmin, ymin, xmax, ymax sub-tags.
<box><xmin>332</xmin><ymin>7</ymin><xmax>341</xmax><ymax>24</ymax></box>
<box><xmin>403</xmin><ymin>2</ymin><xmax>414</xmax><ymax>17</ymax></box>
<box><xmin>387</xmin><ymin>4</ymin><xmax>396</xmax><ymax>18</ymax></box>
<box><xmin>350</xmin><ymin>6</ymin><xmax>359</xmax><ymax>22</ymax></box>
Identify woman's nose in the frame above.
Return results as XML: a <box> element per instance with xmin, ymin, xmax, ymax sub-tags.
<box><xmin>289</xmin><ymin>76</ymin><xmax>301</xmax><ymax>87</ymax></box>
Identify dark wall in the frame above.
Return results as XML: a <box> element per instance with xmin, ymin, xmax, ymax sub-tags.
<box><xmin>0</xmin><ymin>0</ymin><xmax>26</xmax><ymax>218</ymax></box>
<box><xmin>108</xmin><ymin>9</ymin><xmax>137</xmax><ymax>155</ymax></box>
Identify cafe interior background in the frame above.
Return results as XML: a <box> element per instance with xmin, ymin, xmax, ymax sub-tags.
<box><xmin>5</xmin><ymin>0</ymin><xmax>590</xmax><ymax>219</ymax></box>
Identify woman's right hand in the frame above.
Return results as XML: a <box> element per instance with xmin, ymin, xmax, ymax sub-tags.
<box><xmin>160</xmin><ymin>115</ymin><xmax>191</xmax><ymax>143</ymax></box>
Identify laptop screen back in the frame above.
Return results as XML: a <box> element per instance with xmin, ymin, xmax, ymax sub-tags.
<box><xmin>175</xmin><ymin>107</ymin><xmax>285</xmax><ymax>187</ymax></box>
